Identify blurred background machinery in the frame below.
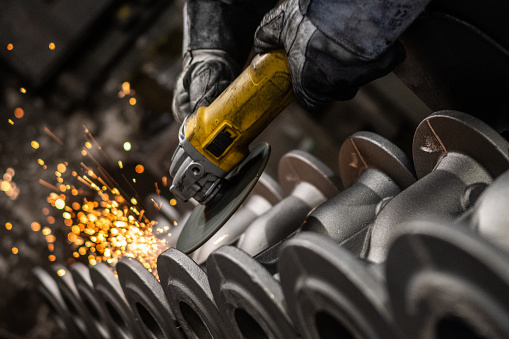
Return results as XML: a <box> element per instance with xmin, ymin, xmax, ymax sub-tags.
<box><xmin>0</xmin><ymin>0</ymin><xmax>508</xmax><ymax>338</ymax></box>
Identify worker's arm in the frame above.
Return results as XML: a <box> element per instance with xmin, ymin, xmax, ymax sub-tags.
<box><xmin>254</xmin><ymin>0</ymin><xmax>431</xmax><ymax>111</ymax></box>
<box><xmin>172</xmin><ymin>0</ymin><xmax>277</xmax><ymax>123</ymax></box>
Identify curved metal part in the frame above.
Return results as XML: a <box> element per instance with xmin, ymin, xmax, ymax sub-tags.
<box><xmin>33</xmin><ymin>266</ymin><xmax>84</xmax><ymax>338</ymax></box>
<box><xmin>304</xmin><ymin>169</ymin><xmax>401</xmax><ymax>256</ymax></box>
<box><xmin>279</xmin><ymin>233</ymin><xmax>401</xmax><ymax>339</ymax></box>
<box><xmin>177</xmin><ymin>143</ymin><xmax>270</xmax><ymax>253</ymax></box>
<box><xmin>467</xmin><ymin>169</ymin><xmax>509</xmax><ymax>251</ymax></box>
<box><xmin>71</xmin><ymin>263</ymin><xmax>112</xmax><ymax>339</ymax></box>
<box><xmin>339</xmin><ymin>131</ymin><xmax>416</xmax><ymax>189</ymax></box>
<box><xmin>191</xmin><ymin>172</ymin><xmax>283</xmax><ymax>265</ymax></box>
<box><xmin>90</xmin><ymin>263</ymin><xmax>147</xmax><ymax>339</ymax></box>
<box><xmin>251</xmin><ymin>172</ymin><xmax>284</xmax><ymax>205</ymax></box>
<box><xmin>51</xmin><ymin>263</ymin><xmax>102</xmax><ymax>339</ymax></box>
<box><xmin>158</xmin><ymin>248</ymin><xmax>229</xmax><ymax>339</ymax></box>
<box><xmin>304</xmin><ymin>132</ymin><xmax>415</xmax><ymax>254</ymax></box>
<box><xmin>367</xmin><ymin>111</ymin><xmax>509</xmax><ymax>263</ymax></box>
<box><xmin>237</xmin><ymin>150</ymin><xmax>341</xmax><ymax>256</ymax></box>
<box><xmin>386</xmin><ymin>220</ymin><xmax>509</xmax><ymax>338</ymax></box>
<box><xmin>413</xmin><ymin>110</ymin><xmax>509</xmax><ymax>179</ymax></box>
<box><xmin>117</xmin><ymin>257</ymin><xmax>185</xmax><ymax>339</ymax></box>
<box><xmin>207</xmin><ymin>246</ymin><xmax>299</xmax><ymax>339</ymax></box>
<box><xmin>278</xmin><ymin>149</ymin><xmax>342</xmax><ymax>197</ymax></box>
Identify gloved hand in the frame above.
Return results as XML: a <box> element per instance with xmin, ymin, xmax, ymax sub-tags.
<box><xmin>172</xmin><ymin>49</ymin><xmax>240</xmax><ymax>123</ymax></box>
<box><xmin>254</xmin><ymin>0</ymin><xmax>405</xmax><ymax>112</ymax></box>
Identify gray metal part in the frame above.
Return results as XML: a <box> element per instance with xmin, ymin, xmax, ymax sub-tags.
<box><xmin>339</xmin><ymin>131</ymin><xmax>416</xmax><ymax>189</ymax></box>
<box><xmin>279</xmin><ymin>233</ymin><xmax>401</xmax><ymax>339</ymax></box>
<box><xmin>468</xmin><ymin>169</ymin><xmax>509</xmax><ymax>251</ymax></box>
<box><xmin>303</xmin><ymin>168</ymin><xmax>401</xmax><ymax>256</ymax></box>
<box><xmin>237</xmin><ymin>193</ymin><xmax>313</xmax><ymax>257</ymax></box>
<box><xmin>236</xmin><ymin>150</ymin><xmax>341</xmax><ymax>256</ymax></box>
<box><xmin>278</xmin><ymin>149</ymin><xmax>342</xmax><ymax>197</ymax></box>
<box><xmin>51</xmin><ymin>263</ymin><xmax>103</xmax><ymax>339</ymax></box>
<box><xmin>90</xmin><ymin>263</ymin><xmax>147</xmax><ymax>339</ymax></box>
<box><xmin>413</xmin><ymin>110</ymin><xmax>509</xmax><ymax>179</ymax></box>
<box><xmin>71</xmin><ymin>263</ymin><xmax>112</xmax><ymax>339</ymax></box>
<box><xmin>367</xmin><ymin>109</ymin><xmax>509</xmax><ymax>264</ymax></box>
<box><xmin>207</xmin><ymin>246</ymin><xmax>299</xmax><ymax>339</ymax></box>
<box><xmin>191</xmin><ymin>172</ymin><xmax>282</xmax><ymax>264</ymax></box>
<box><xmin>386</xmin><ymin>220</ymin><xmax>509</xmax><ymax>339</ymax></box>
<box><xmin>367</xmin><ymin>153</ymin><xmax>493</xmax><ymax>263</ymax></box>
<box><xmin>302</xmin><ymin>131</ymin><xmax>416</xmax><ymax>256</ymax></box>
<box><xmin>33</xmin><ymin>267</ymin><xmax>85</xmax><ymax>339</ymax></box>
<box><xmin>116</xmin><ymin>257</ymin><xmax>185</xmax><ymax>339</ymax></box>
<box><xmin>191</xmin><ymin>195</ymin><xmax>270</xmax><ymax>264</ymax></box>
<box><xmin>157</xmin><ymin>248</ymin><xmax>230</xmax><ymax>339</ymax></box>
<box><xmin>250</xmin><ymin>172</ymin><xmax>284</xmax><ymax>205</ymax></box>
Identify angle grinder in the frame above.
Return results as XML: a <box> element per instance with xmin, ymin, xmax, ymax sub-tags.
<box><xmin>169</xmin><ymin>50</ymin><xmax>294</xmax><ymax>253</ymax></box>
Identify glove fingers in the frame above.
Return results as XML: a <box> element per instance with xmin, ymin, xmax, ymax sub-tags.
<box><xmin>188</xmin><ymin>60</ymin><xmax>236</xmax><ymax>113</ymax></box>
<box><xmin>254</xmin><ymin>5</ymin><xmax>286</xmax><ymax>53</ymax></box>
<box><xmin>192</xmin><ymin>79</ymin><xmax>232</xmax><ymax>112</ymax></box>
<box><xmin>172</xmin><ymin>77</ymin><xmax>192</xmax><ymax>123</ymax></box>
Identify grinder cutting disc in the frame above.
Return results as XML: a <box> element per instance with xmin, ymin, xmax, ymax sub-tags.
<box><xmin>177</xmin><ymin>143</ymin><xmax>270</xmax><ymax>253</ymax></box>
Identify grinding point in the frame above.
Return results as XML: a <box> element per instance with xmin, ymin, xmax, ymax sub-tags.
<box><xmin>177</xmin><ymin>143</ymin><xmax>270</xmax><ymax>253</ymax></box>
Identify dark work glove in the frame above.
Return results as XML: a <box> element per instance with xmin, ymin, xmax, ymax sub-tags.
<box><xmin>254</xmin><ymin>0</ymin><xmax>405</xmax><ymax>112</ymax></box>
<box><xmin>172</xmin><ymin>49</ymin><xmax>240</xmax><ymax>123</ymax></box>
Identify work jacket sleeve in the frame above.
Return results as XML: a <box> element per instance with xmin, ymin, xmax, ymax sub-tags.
<box><xmin>303</xmin><ymin>0</ymin><xmax>431</xmax><ymax>60</ymax></box>
<box><xmin>184</xmin><ymin>0</ymin><xmax>278</xmax><ymax>65</ymax></box>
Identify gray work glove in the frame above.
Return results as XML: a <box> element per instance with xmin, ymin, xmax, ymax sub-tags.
<box><xmin>172</xmin><ymin>49</ymin><xmax>240</xmax><ymax>123</ymax></box>
<box><xmin>254</xmin><ymin>0</ymin><xmax>405</xmax><ymax>112</ymax></box>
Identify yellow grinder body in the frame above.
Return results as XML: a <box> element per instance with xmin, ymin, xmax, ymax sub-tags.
<box><xmin>185</xmin><ymin>50</ymin><xmax>293</xmax><ymax>172</ymax></box>
<box><xmin>170</xmin><ymin>50</ymin><xmax>293</xmax><ymax>204</ymax></box>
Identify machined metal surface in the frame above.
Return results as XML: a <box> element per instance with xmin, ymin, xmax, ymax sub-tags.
<box><xmin>367</xmin><ymin>111</ymin><xmax>509</xmax><ymax>263</ymax></box>
<box><xmin>280</xmin><ymin>233</ymin><xmax>401</xmax><ymax>339</ymax></box>
<box><xmin>466</xmin><ymin>169</ymin><xmax>509</xmax><ymax>250</ymax></box>
<box><xmin>71</xmin><ymin>263</ymin><xmax>112</xmax><ymax>339</ymax></box>
<box><xmin>191</xmin><ymin>173</ymin><xmax>283</xmax><ymax>265</ymax></box>
<box><xmin>278</xmin><ymin>149</ymin><xmax>342</xmax><ymax>197</ymax></box>
<box><xmin>304</xmin><ymin>132</ymin><xmax>416</xmax><ymax>254</ymax></box>
<box><xmin>386</xmin><ymin>220</ymin><xmax>509</xmax><ymax>339</ymax></box>
<box><xmin>158</xmin><ymin>248</ymin><xmax>229</xmax><ymax>339</ymax></box>
<box><xmin>90</xmin><ymin>263</ymin><xmax>147</xmax><ymax>339</ymax></box>
<box><xmin>207</xmin><ymin>246</ymin><xmax>299</xmax><ymax>339</ymax></box>
<box><xmin>339</xmin><ymin>131</ymin><xmax>416</xmax><ymax>189</ymax></box>
<box><xmin>237</xmin><ymin>150</ymin><xmax>341</xmax><ymax>256</ymax></box>
<box><xmin>117</xmin><ymin>257</ymin><xmax>185</xmax><ymax>339</ymax></box>
<box><xmin>33</xmin><ymin>267</ymin><xmax>84</xmax><ymax>338</ymax></box>
<box><xmin>413</xmin><ymin>110</ymin><xmax>509</xmax><ymax>179</ymax></box>
<box><xmin>176</xmin><ymin>143</ymin><xmax>270</xmax><ymax>253</ymax></box>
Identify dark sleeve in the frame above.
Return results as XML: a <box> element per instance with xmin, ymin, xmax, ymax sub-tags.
<box><xmin>184</xmin><ymin>0</ymin><xmax>278</xmax><ymax>65</ymax></box>
<box><xmin>302</xmin><ymin>0</ymin><xmax>431</xmax><ymax>59</ymax></box>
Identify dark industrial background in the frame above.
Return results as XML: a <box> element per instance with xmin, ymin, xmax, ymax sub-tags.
<box><xmin>0</xmin><ymin>0</ymin><xmax>507</xmax><ymax>338</ymax></box>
